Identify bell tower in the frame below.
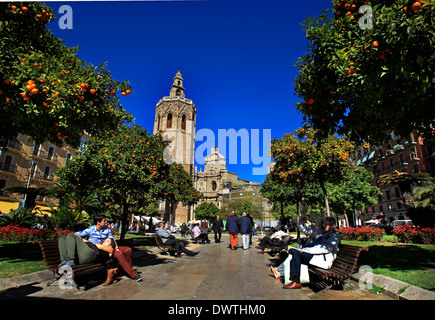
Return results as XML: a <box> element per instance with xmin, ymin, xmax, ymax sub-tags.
<box><xmin>153</xmin><ymin>68</ymin><xmax>197</xmax><ymax>225</ymax></box>
<box><xmin>153</xmin><ymin>68</ymin><xmax>196</xmax><ymax>175</ymax></box>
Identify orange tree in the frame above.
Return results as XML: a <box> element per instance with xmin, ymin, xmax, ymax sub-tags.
<box><xmin>56</xmin><ymin>125</ymin><xmax>199</xmax><ymax>240</ymax></box>
<box><xmin>0</xmin><ymin>2</ymin><xmax>133</xmax><ymax>150</ymax></box>
<box><xmin>152</xmin><ymin>163</ymin><xmax>201</xmax><ymax>225</ymax></box>
<box><xmin>294</xmin><ymin>0</ymin><xmax>434</xmax><ymax>145</ymax></box>
<box><xmin>269</xmin><ymin>126</ymin><xmax>354</xmax><ymax>216</ymax></box>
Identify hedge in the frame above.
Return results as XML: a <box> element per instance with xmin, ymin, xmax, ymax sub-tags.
<box><xmin>0</xmin><ymin>225</ymin><xmax>71</xmax><ymax>243</ymax></box>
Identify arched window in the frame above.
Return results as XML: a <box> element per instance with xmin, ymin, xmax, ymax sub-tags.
<box><xmin>167</xmin><ymin>113</ymin><xmax>172</xmax><ymax>128</ymax></box>
<box><xmin>176</xmin><ymin>89</ymin><xmax>181</xmax><ymax>96</ymax></box>
<box><xmin>181</xmin><ymin>114</ymin><xmax>186</xmax><ymax>130</ymax></box>
<box><xmin>212</xmin><ymin>181</ymin><xmax>217</xmax><ymax>191</ymax></box>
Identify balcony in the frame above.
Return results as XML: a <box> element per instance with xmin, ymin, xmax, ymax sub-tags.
<box><xmin>0</xmin><ymin>163</ymin><xmax>16</xmax><ymax>174</ymax></box>
<box><xmin>6</xmin><ymin>140</ymin><xmax>22</xmax><ymax>152</ymax></box>
<box><xmin>31</xmin><ymin>172</ymin><xmax>54</xmax><ymax>183</ymax></box>
<box><xmin>377</xmin><ymin>154</ymin><xmax>419</xmax><ymax>174</ymax></box>
<box><xmin>31</xmin><ymin>150</ymin><xmax>58</xmax><ymax>163</ymax></box>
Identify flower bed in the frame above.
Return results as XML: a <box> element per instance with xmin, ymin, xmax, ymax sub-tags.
<box><xmin>338</xmin><ymin>226</ymin><xmax>385</xmax><ymax>242</ymax></box>
<box><xmin>0</xmin><ymin>225</ymin><xmax>71</xmax><ymax>243</ymax></box>
<box><xmin>393</xmin><ymin>225</ymin><xmax>435</xmax><ymax>245</ymax></box>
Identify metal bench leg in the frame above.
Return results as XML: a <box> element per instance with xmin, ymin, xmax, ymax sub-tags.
<box><xmin>46</xmin><ymin>271</ymin><xmax>58</xmax><ymax>287</ymax></box>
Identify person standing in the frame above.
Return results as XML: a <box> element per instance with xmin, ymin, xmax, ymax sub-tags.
<box><xmin>239</xmin><ymin>212</ymin><xmax>252</xmax><ymax>250</ymax></box>
<box><xmin>226</xmin><ymin>211</ymin><xmax>239</xmax><ymax>250</ymax></box>
<box><xmin>211</xmin><ymin>215</ymin><xmax>224</xmax><ymax>243</ymax></box>
<box><xmin>75</xmin><ymin>215</ymin><xmax>142</xmax><ymax>282</ymax></box>
<box><xmin>180</xmin><ymin>222</ymin><xmax>187</xmax><ymax>237</ymax></box>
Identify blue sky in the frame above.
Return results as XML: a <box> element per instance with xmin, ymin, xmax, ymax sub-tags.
<box><xmin>47</xmin><ymin>0</ymin><xmax>332</xmax><ymax>184</ymax></box>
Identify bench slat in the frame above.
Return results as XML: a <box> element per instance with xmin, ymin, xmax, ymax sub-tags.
<box><xmin>308</xmin><ymin>244</ymin><xmax>368</xmax><ymax>285</ymax></box>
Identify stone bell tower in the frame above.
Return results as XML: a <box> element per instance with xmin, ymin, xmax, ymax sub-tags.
<box><xmin>153</xmin><ymin>68</ymin><xmax>197</xmax><ymax>225</ymax></box>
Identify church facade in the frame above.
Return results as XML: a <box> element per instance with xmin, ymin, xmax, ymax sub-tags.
<box><xmin>153</xmin><ymin>69</ymin><xmax>259</xmax><ymax>226</ymax></box>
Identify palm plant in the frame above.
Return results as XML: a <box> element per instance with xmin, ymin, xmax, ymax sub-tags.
<box><xmin>0</xmin><ymin>208</ymin><xmax>37</xmax><ymax>227</ymax></box>
<box><xmin>413</xmin><ymin>179</ymin><xmax>435</xmax><ymax>211</ymax></box>
<box><xmin>41</xmin><ymin>206</ymin><xmax>90</xmax><ymax>231</ymax></box>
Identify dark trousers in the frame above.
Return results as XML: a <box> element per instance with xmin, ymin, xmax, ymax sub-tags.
<box><xmin>165</xmin><ymin>239</ymin><xmax>194</xmax><ymax>256</ymax></box>
<box><xmin>259</xmin><ymin>237</ymin><xmax>282</xmax><ymax>251</ymax></box>
<box><xmin>289</xmin><ymin>248</ymin><xmax>313</xmax><ymax>283</ymax></box>
<box><xmin>214</xmin><ymin>231</ymin><xmax>222</xmax><ymax>243</ymax></box>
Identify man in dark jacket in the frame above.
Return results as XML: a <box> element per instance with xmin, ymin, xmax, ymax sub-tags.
<box><xmin>211</xmin><ymin>215</ymin><xmax>224</xmax><ymax>243</ymax></box>
<box><xmin>226</xmin><ymin>211</ymin><xmax>239</xmax><ymax>250</ymax></box>
<box><xmin>239</xmin><ymin>212</ymin><xmax>252</xmax><ymax>250</ymax></box>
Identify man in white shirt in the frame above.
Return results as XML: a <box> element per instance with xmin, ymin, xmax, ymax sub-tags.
<box><xmin>256</xmin><ymin>225</ymin><xmax>289</xmax><ymax>253</ymax></box>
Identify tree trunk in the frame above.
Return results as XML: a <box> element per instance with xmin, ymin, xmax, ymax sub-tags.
<box><xmin>319</xmin><ymin>175</ymin><xmax>331</xmax><ymax>216</ymax></box>
<box><xmin>296</xmin><ymin>200</ymin><xmax>301</xmax><ymax>248</ymax></box>
<box><xmin>120</xmin><ymin>200</ymin><xmax>128</xmax><ymax>242</ymax></box>
<box><xmin>344</xmin><ymin>210</ymin><xmax>350</xmax><ymax>227</ymax></box>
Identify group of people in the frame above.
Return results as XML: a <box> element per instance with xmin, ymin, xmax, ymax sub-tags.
<box><xmin>57</xmin><ymin>213</ymin><xmax>340</xmax><ymax>290</ymax></box>
<box><xmin>58</xmin><ymin>215</ymin><xmax>143</xmax><ymax>287</ymax></box>
<box><xmin>226</xmin><ymin>211</ymin><xmax>255</xmax><ymax>250</ymax></box>
<box><xmin>267</xmin><ymin>216</ymin><xmax>340</xmax><ymax>289</ymax></box>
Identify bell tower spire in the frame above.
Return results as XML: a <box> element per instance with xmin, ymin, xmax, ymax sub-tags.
<box><xmin>169</xmin><ymin>68</ymin><xmax>185</xmax><ymax>98</ymax></box>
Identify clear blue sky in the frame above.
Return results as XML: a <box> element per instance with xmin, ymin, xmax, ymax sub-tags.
<box><xmin>47</xmin><ymin>0</ymin><xmax>332</xmax><ymax>184</ymax></box>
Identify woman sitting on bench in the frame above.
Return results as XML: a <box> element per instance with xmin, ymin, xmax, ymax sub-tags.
<box><xmin>282</xmin><ymin>216</ymin><xmax>340</xmax><ymax>289</ymax></box>
<box><xmin>192</xmin><ymin>223</ymin><xmax>211</xmax><ymax>244</ymax></box>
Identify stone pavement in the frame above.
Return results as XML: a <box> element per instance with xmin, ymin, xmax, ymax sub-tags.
<box><xmin>0</xmin><ymin>234</ymin><xmax>431</xmax><ymax>301</ymax></box>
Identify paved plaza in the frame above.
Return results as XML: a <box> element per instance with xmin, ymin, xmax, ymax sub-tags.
<box><xmin>0</xmin><ymin>234</ymin><xmax>395</xmax><ymax>301</ymax></box>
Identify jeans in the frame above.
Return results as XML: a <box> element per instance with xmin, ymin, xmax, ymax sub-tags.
<box><xmin>289</xmin><ymin>248</ymin><xmax>313</xmax><ymax>283</ymax></box>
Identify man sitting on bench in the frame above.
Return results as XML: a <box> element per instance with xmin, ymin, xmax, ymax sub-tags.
<box><xmin>256</xmin><ymin>225</ymin><xmax>288</xmax><ymax>253</ymax></box>
<box><xmin>157</xmin><ymin>222</ymin><xmax>198</xmax><ymax>257</ymax></box>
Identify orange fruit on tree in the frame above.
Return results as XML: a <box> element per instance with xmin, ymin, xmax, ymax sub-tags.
<box><xmin>410</xmin><ymin>1</ymin><xmax>422</xmax><ymax>11</ymax></box>
<box><xmin>371</xmin><ymin>41</ymin><xmax>379</xmax><ymax>48</ymax></box>
<box><xmin>90</xmin><ymin>88</ymin><xmax>96</xmax><ymax>94</ymax></box>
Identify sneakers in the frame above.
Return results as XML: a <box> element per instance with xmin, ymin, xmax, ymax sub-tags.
<box><xmin>269</xmin><ymin>266</ymin><xmax>280</xmax><ymax>279</ymax></box>
<box><xmin>134</xmin><ymin>274</ymin><xmax>143</xmax><ymax>282</ymax></box>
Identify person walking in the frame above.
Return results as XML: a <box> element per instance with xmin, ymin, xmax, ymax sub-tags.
<box><xmin>211</xmin><ymin>215</ymin><xmax>224</xmax><ymax>243</ymax></box>
<box><xmin>239</xmin><ymin>212</ymin><xmax>252</xmax><ymax>250</ymax></box>
<box><xmin>226</xmin><ymin>211</ymin><xmax>239</xmax><ymax>250</ymax></box>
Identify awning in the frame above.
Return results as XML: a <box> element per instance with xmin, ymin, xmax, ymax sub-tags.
<box><xmin>133</xmin><ymin>215</ymin><xmax>162</xmax><ymax>223</ymax></box>
<box><xmin>368</xmin><ymin>150</ymin><xmax>375</xmax><ymax>160</ymax></box>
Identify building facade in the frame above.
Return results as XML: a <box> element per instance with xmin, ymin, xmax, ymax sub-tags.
<box><xmin>153</xmin><ymin>70</ymin><xmax>260</xmax><ymax>226</ymax></box>
<box><xmin>353</xmin><ymin>131</ymin><xmax>435</xmax><ymax>224</ymax></box>
<box><xmin>0</xmin><ymin>134</ymin><xmax>88</xmax><ymax>213</ymax></box>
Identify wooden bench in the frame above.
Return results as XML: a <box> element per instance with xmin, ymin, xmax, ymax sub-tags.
<box><xmin>38</xmin><ymin>240</ymin><xmax>115</xmax><ymax>291</ymax></box>
<box><xmin>152</xmin><ymin>233</ymin><xmax>175</xmax><ymax>255</ymax></box>
<box><xmin>308</xmin><ymin>244</ymin><xmax>368</xmax><ymax>290</ymax></box>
